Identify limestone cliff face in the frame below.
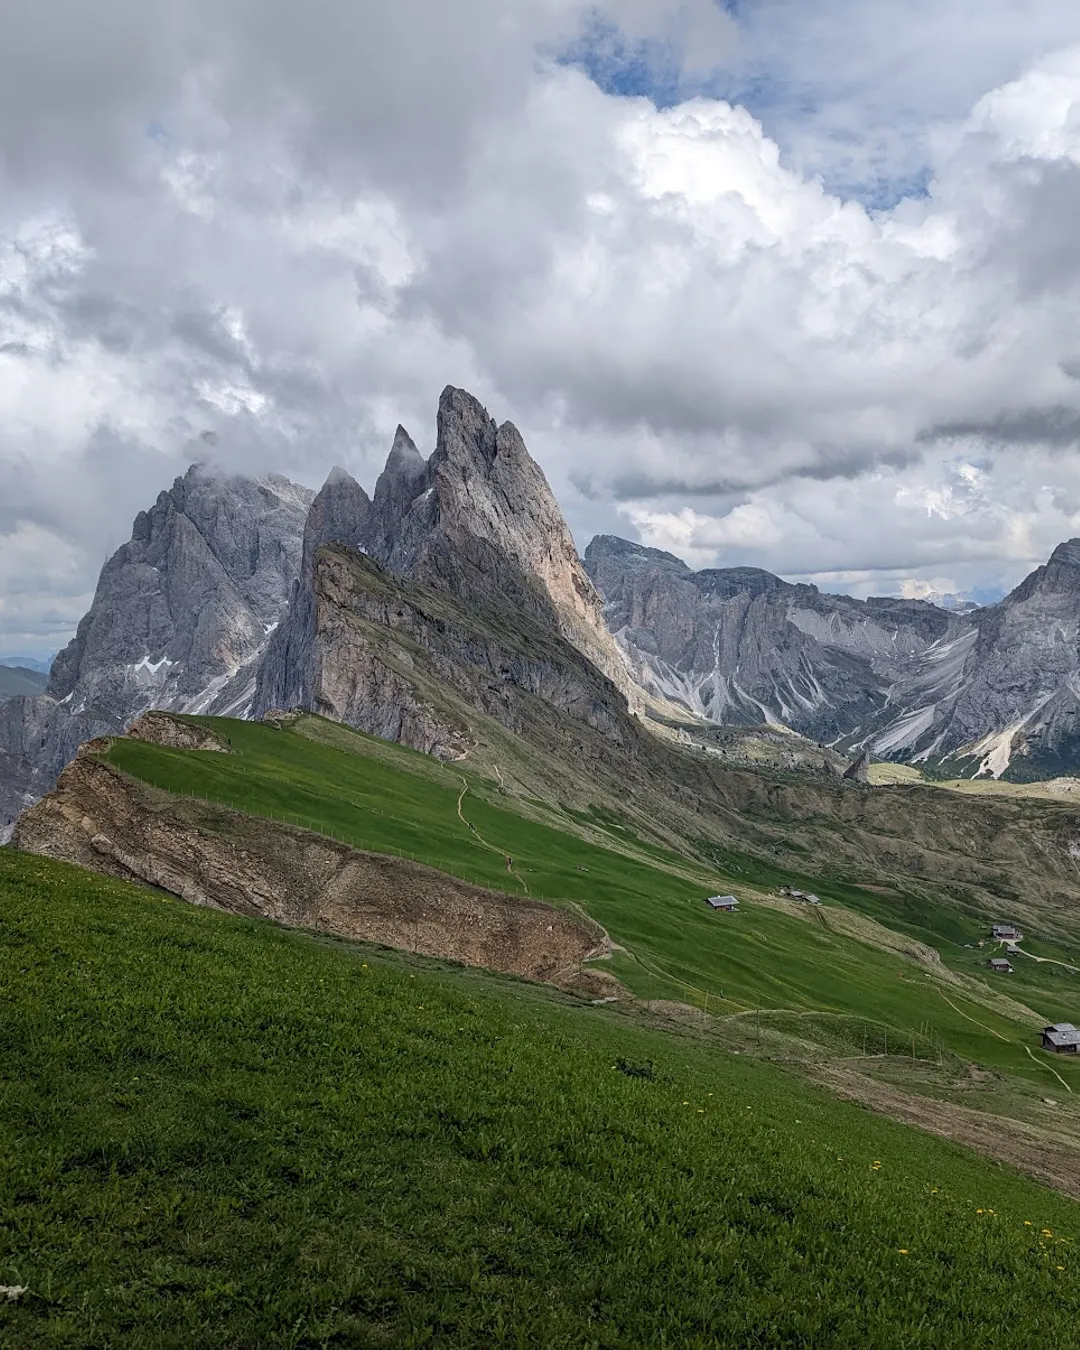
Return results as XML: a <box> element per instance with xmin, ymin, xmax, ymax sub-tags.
<box><xmin>0</xmin><ymin>697</ymin><xmax>78</xmax><ymax>839</ymax></box>
<box><xmin>49</xmin><ymin>464</ymin><xmax>312</xmax><ymax>716</ymax></box>
<box><xmin>11</xmin><ymin>752</ymin><xmax>605</xmax><ymax>984</ymax></box>
<box><xmin>406</xmin><ymin>389</ymin><xmax>627</xmax><ymax>690</ymax></box>
<box><xmin>1</xmin><ymin>466</ymin><xmax>312</xmax><ymax>832</ymax></box>
<box><xmin>584</xmin><ymin>534</ymin><xmax>964</xmax><ymax>750</ymax></box>
<box><xmin>928</xmin><ymin>541</ymin><xmax>1080</xmax><ymax>777</ymax></box>
<box><xmin>255</xmin><ymin>465</ymin><xmax>373</xmax><ymax>715</ymax></box>
<box><xmin>267</xmin><ymin>543</ymin><xmax>629</xmax><ymax>763</ymax></box>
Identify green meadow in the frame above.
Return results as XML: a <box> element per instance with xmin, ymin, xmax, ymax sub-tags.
<box><xmin>2</xmin><ymin>848</ymin><xmax>1080</xmax><ymax>1347</ymax></box>
<box><xmin>102</xmin><ymin>717</ymin><xmax>1080</xmax><ymax>1089</ymax></box>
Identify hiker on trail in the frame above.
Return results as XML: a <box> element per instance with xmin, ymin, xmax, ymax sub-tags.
<box><xmin>506</xmin><ymin>856</ymin><xmax>513</xmax><ymax>870</ymax></box>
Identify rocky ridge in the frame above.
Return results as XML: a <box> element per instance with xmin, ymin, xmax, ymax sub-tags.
<box><xmin>12</xmin><ymin>746</ymin><xmax>606</xmax><ymax>985</ymax></box>
<box><xmin>255</xmin><ymin>386</ymin><xmax>634</xmax><ymax>727</ymax></box>
<box><xmin>584</xmin><ymin>534</ymin><xmax>1080</xmax><ymax>780</ymax></box>
<box><xmin>11</xmin><ymin>379</ymin><xmax>1080</xmax><ymax>836</ymax></box>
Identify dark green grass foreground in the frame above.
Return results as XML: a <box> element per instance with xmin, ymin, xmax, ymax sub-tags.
<box><xmin>3</xmin><ymin>851</ymin><xmax>1080</xmax><ymax>1347</ymax></box>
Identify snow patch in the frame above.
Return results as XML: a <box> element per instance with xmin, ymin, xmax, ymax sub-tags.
<box><xmin>133</xmin><ymin>654</ymin><xmax>174</xmax><ymax>676</ymax></box>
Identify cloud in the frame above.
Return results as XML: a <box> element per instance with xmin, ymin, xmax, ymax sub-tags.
<box><xmin>708</xmin><ymin>0</ymin><xmax>1080</xmax><ymax>198</ymax></box>
<box><xmin>4</xmin><ymin>4</ymin><xmax>1080</xmax><ymax>651</ymax></box>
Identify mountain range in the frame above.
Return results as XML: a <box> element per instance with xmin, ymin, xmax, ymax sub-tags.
<box><xmin>585</xmin><ymin>535</ymin><xmax>1080</xmax><ymax>779</ymax></box>
<box><xmin>5</xmin><ymin>385</ymin><xmax>1080</xmax><ymax>834</ymax></box>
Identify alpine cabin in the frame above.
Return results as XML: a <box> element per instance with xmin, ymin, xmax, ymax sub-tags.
<box><xmin>705</xmin><ymin>896</ymin><xmax>739</xmax><ymax>913</ymax></box>
<box><xmin>1042</xmin><ymin>1023</ymin><xmax>1080</xmax><ymax>1054</ymax></box>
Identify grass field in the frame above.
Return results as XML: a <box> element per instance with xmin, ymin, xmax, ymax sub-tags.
<box><xmin>3</xmin><ymin>848</ymin><xmax>1080</xmax><ymax>1347</ymax></box>
<box><xmin>98</xmin><ymin>717</ymin><xmax>1080</xmax><ymax>1095</ymax></box>
<box><xmin>869</xmin><ymin>759</ymin><xmax>1080</xmax><ymax>801</ymax></box>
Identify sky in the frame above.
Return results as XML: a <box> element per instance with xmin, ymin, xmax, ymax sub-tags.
<box><xmin>5</xmin><ymin>1</ymin><xmax>1080</xmax><ymax>656</ymax></box>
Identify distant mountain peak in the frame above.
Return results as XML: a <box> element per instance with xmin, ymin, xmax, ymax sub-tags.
<box><xmin>584</xmin><ymin>535</ymin><xmax>691</xmax><ymax>571</ymax></box>
<box><xmin>386</xmin><ymin>424</ymin><xmax>426</xmax><ymax>470</ymax></box>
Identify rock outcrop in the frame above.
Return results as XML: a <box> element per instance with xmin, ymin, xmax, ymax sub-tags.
<box><xmin>12</xmin><ymin>753</ymin><xmax>606</xmax><ymax>985</ymax></box>
<box><xmin>125</xmin><ymin>710</ymin><xmax>232</xmax><ymax>753</ymax></box>
<box><xmin>259</xmin><ymin>542</ymin><xmax>629</xmax><ymax>763</ymax></box>
<box><xmin>843</xmin><ymin>750</ymin><xmax>872</xmax><ymax>784</ymax></box>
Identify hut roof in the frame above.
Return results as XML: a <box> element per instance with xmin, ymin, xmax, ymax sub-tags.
<box><xmin>1043</xmin><ymin>1023</ymin><xmax>1080</xmax><ymax>1048</ymax></box>
<box><xmin>705</xmin><ymin>895</ymin><xmax>739</xmax><ymax>909</ymax></box>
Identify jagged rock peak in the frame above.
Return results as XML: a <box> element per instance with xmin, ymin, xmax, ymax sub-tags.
<box><xmin>50</xmin><ymin>464</ymin><xmax>313</xmax><ymax>704</ymax></box>
<box><xmin>432</xmin><ymin>385</ymin><xmax>500</xmax><ymax>470</ymax></box>
<box><xmin>302</xmin><ymin>466</ymin><xmax>372</xmax><ymax>573</ymax></box>
<box><xmin>324</xmin><ymin>463</ymin><xmax>356</xmax><ymax>486</ymax></box>
<box><xmin>2</xmin><ymin>464</ymin><xmax>313</xmax><ymax>831</ymax></box>
<box><xmin>373</xmin><ymin>425</ymin><xmax>428</xmax><ymax>502</ymax></box>
<box><xmin>387</xmin><ymin>424</ymin><xmax>426</xmax><ymax>472</ymax></box>
<box><xmin>370</xmin><ymin>424</ymin><xmax>432</xmax><ymax>565</ymax></box>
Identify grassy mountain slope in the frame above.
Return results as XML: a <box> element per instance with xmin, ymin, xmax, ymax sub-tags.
<box><xmin>3</xmin><ymin>848</ymin><xmax>1080</xmax><ymax>1347</ymax></box>
<box><xmin>94</xmin><ymin>717</ymin><xmax>1080</xmax><ymax>1099</ymax></box>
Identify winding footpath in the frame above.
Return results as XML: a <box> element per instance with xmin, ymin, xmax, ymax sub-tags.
<box><xmin>456</xmin><ymin>777</ymin><xmax>530</xmax><ymax>895</ymax></box>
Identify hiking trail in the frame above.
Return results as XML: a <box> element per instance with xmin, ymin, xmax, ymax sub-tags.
<box><xmin>456</xmin><ymin>777</ymin><xmax>530</xmax><ymax>895</ymax></box>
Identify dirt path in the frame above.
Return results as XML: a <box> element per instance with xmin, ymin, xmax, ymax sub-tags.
<box><xmin>936</xmin><ymin>990</ymin><xmax>1075</xmax><ymax>1093</ymax></box>
<box><xmin>936</xmin><ymin>990</ymin><xmax>1010</xmax><ymax>1041</ymax></box>
<box><xmin>456</xmin><ymin>777</ymin><xmax>530</xmax><ymax>895</ymax></box>
<box><xmin>1025</xmin><ymin>1045</ymin><xmax>1074</xmax><ymax>1093</ymax></box>
<box><xmin>1013</xmin><ymin>946</ymin><xmax>1080</xmax><ymax>974</ymax></box>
